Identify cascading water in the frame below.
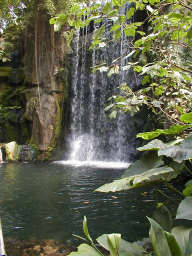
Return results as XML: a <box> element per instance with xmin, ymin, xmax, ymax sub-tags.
<box><xmin>0</xmin><ymin>147</ymin><xmax>3</xmax><ymax>163</ymax></box>
<box><xmin>59</xmin><ymin>3</ymin><xmax>144</xmax><ymax>166</ymax></box>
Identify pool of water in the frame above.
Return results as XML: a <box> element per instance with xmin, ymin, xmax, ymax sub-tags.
<box><xmin>0</xmin><ymin>162</ymin><xmax>163</xmax><ymax>243</ymax></box>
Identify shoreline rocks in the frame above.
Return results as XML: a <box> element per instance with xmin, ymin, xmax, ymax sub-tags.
<box><xmin>5</xmin><ymin>238</ymin><xmax>74</xmax><ymax>256</ymax></box>
<box><xmin>0</xmin><ymin>141</ymin><xmax>36</xmax><ymax>162</ymax></box>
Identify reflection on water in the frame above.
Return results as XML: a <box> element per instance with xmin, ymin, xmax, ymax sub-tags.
<box><xmin>0</xmin><ymin>163</ymin><xmax>162</xmax><ymax>242</ymax></box>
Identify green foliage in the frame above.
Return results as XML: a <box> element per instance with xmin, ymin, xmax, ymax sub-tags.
<box><xmin>49</xmin><ymin>0</ymin><xmax>192</xmax><ymax>128</ymax></box>
<box><xmin>122</xmin><ymin>153</ymin><xmax>164</xmax><ymax>177</ymax></box>
<box><xmin>176</xmin><ymin>197</ymin><xmax>192</xmax><ymax>221</ymax></box>
<box><xmin>183</xmin><ymin>180</ymin><xmax>192</xmax><ymax>197</ymax></box>
<box><xmin>152</xmin><ymin>203</ymin><xmax>173</xmax><ymax>232</ymax></box>
<box><xmin>180</xmin><ymin>113</ymin><xmax>192</xmax><ymax>124</ymax></box>
<box><xmin>158</xmin><ymin>136</ymin><xmax>192</xmax><ymax>163</ymax></box>
<box><xmin>69</xmin><ymin>217</ymin><xmax>145</xmax><ymax>256</ymax></box>
<box><xmin>96</xmin><ymin>166</ymin><xmax>177</xmax><ymax>193</ymax></box>
<box><xmin>148</xmin><ymin>217</ymin><xmax>172</xmax><ymax>256</ymax></box>
<box><xmin>137</xmin><ymin>125</ymin><xmax>191</xmax><ymax>140</ymax></box>
<box><xmin>69</xmin><ymin>244</ymin><xmax>102</xmax><ymax>256</ymax></box>
<box><xmin>69</xmin><ymin>211</ymin><xmax>192</xmax><ymax>256</ymax></box>
<box><xmin>96</xmin><ymin>150</ymin><xmax>179</xmax><ymax>193</ymax></box>
<box><xmin>137</xmin><ymin>139</ymin><xmax>183</xmax><ymax>151</ymax></box>
<box><xmin>172</xmin><ymin>226</ymin><xmax>192</xmax><ymax>255</ymax></box>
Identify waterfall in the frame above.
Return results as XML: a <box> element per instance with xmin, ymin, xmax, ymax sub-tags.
<box><xmin>61</xmin><ymin>4</ymin><xmax>143</xmax><ymax>166</ymax></box>
<box><xmin>0</xmin><ymin>148</ymin><xmax>3</xmax><ymax>163</ymax></box>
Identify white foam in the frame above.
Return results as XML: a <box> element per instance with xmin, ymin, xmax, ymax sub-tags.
<box><xmin>53</xmin><ymin>160</ymin><xmax>130</xmax><ymax>169</ymax></box>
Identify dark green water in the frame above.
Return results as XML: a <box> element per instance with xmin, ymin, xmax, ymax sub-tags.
<box><xmin>0</xmin><ymin>162</ymin><xmax>161</xmax><ymax>242</ymax></box>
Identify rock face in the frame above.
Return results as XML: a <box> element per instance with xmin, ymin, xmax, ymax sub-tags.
<box><xmin>18</xmin><ymin>145</ymin><xmax>36</xmax><ymax>161</ymax></box>
<box><xmin>31</xmin><ymin>93</ymin><xmax>58</xmax><ymax>151</ymax></box>
<box><xmin>5</xmin><ymin>238</ymin><xmax>73</xmax><ymax>256</ymax></box>
<box><xmin>22</xmin><ymin>8</ymin><xmax>67</xmax><ymax>159</ymax></box>
<box><xmin>0</xmin><ymin>67</ymin><xmax>31</xmax><ymax>145</ymax></box>
<box><xmin>4</xmin><ymin>141</ymin><xmax>18</xmax><ymax>161</ymax></box>
<box><xmin>0</xmin><ymin>7</ymin><xmax>68</xmax><ymax>160</ymax></box>
<box><xmin>0</xmin><ymin>141</ymin><xmax>35</xmax><ymax>161</ymax></box>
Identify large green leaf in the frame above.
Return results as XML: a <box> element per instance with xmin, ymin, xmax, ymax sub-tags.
<box><xmin>83</xmin><ymin>216</ymin><xmax>93</xmax><ymax>244</ymax></box>
<box><xmin>96</xmin><ymin>234</ymin><xmax>144</xmax><ymax>256</ymax></box>
<box><xmin>172</xmin><ymin>226</ymin><xmax>192</xmax><ymax>254</ymax></box>
<box><xmin>183</xmin><ymin>180</ymin><xmax>192</xmax><ymax>197</ymax></box>
<box><xmin>96</xmin><ymin>166</ymin><xmax>176</xmax><ymax>193</ymax></box>
<box><xmin>176</xmin><ymin>197</ymin><xmax>192</xmax><ymax>221</ymax></box>
<box><xmin>137</xmin><ymin>139</ymin><xmax>166</xmax><ymax>151</ymax></box>
<box><xmin>95</xmin><ymin>177</ymin><xmax>132</xmax><ymax>192</ymax></box>
<box><xmin>184</xmin><ymin>231</ymin><xmax>192</xmax><ymax>256</ymax></box>
<box><xmin>152</xmin><ymin>203</ymin><xmax>173</xmax><ymax>232</ymax></box>
<box><xmin>164</xmin><ymin>232</ymin><xmax>182</xmax><ymax>256</ymax></box>
<box><xmin>68</xmin><ymin>244</ymin><xmax>102</xmax><ymax>256</ymax></box>
<box><xmin>137</xmin><ymin>125</ymin><xmax>190</xmax><ymax>140</ymax></box>
<box><xmin>132</xmin><ymin>166</ymin><xmax>177</xmax><ymax>186</ymax></box>
<box><xmin>158</xmin><ymin>136</ymin><xmax>192</xmax><ymax>163</ymax></box>
<box><xmin>148</xmin><ymin>218</ymin><xmax>172</xmax><ymax>256</ymax></box>
<box><xmin>122</xmin><ymin>153</ymin><xmax>164</xmax><ymax>178</ymax></box>
<box><xmin>137</xmin><ymin>139</ymin><xmax>183</xmax><ymax>152</ymax></box>
<box><xmin>107</xmin><ymin>234</ymin><xmax>121</xmax><ymax>256</ymax></box>
<box><xmin>180</xmin><ymin>112</ymin><xmax>192</xmax><ymax>123</ymax></box>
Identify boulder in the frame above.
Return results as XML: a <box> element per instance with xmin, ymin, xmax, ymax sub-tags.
<box><xmin>4</xmin><ymin>141</ymin><xmax>19</xmax><ymax>161</ymax></box>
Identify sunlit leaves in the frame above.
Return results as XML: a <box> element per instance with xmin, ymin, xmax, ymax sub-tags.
<box><xmin>180</xmin><ymin>112</ymin><xmax>192</xmax><ymax>124</ymax></box>
<box><xmin>158</xmin><ymin>136</ymin><xmax>192</xmax><ymax>163</ymax></box>
<box><xmin>176</xmin><ymin>197</ymin><xmax>192</xmax><ymax>221</ymax></box>
<box><xmin>148</xmin><ymin>218</ymin><xmax>172</xmax><ymax>256</ymax></box>
<box><xmin>137</xmin><ymin>125</ymin><xmax>191</xmax><ymax>140</ymax></box>
<box><xmin>126</xmin><ymin>7</ymin><xmax>135</xmax><ymax>19</ymax></box>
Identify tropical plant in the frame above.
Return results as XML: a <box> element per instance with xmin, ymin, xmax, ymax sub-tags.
<box><xmin>95</xmin><ymin>112</ymin><xmax>192</xmax><ymax>193</ymax></box>
<box><xmin>69</xmin><ymin>207</ymin><xmax>192</xmax><ymax>256</ymax></box>
<box><xmin>50</xmin><ymin>0</ymin><xmax>192</xmax><ymax>126</ymax></box>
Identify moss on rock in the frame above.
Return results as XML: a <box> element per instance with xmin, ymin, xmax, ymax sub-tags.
<box><xmin>0</xmin><ymin>67</ymin><xmax>12</xmax><ymax>77</ymax></box>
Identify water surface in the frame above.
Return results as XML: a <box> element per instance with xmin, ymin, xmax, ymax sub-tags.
<box><xmin>0</xmin><ymin>162</ymin><xmax>162</xmax><ymax>242</ymax></box>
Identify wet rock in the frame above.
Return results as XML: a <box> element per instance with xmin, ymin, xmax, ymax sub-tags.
<box><xmin>4</xmin><ymin>141</ymin><xmax>19</xmax><ymax>161</ymax></box>
<box><xmin>5</xmin><ymin>238</ymin><xmax>73</xmax><ymax>256</ymax></box>
<box><xmin>18</xmin><ymin>145</ymin><xmax>36</xmax><ymax>161</ymax></box>
<box><xmin>0</xmin><ymin>67</ymin><xmax>12</xmax><ymax>78</ymax></box>
<box><xmin>31</xmin><ymin>93</ymin><xmax>59</xmax><ymax>152</ymax></box>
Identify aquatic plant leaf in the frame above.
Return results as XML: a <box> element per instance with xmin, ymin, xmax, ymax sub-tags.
<box><xmin>183</xmin><ymin>184</ymin><xmax>192</xmax><ymax>197</ymax></box>
<box><xmin>152</xmin><ymin>203</ymin><xmax>173</xmax><ymax>232</ymax></box>
<box><xmin>158</xmin><ymin>136</ymin><xmax>192</xmax><ymax>163</ymax></box>
<box><xmin>137</xmin><ymin>125</ymin><xmax>190</xmax><ymax>140</ymax></box>
<box><xmin>97</xmin><ymin>234</ymin><xmax>144</xmax><ymax>256</ymax></box>
<box><xmin>132</xmin><ymin>166</ymin><xmax>177</xmax><ymax>186</ymax></box>
<box><xmin>95</xmin><ymin>178</ymin><xmax>132</xmax><ymax>192</ymax></box>
<box><xmin>68</xmin><ymin>244</ymin><xmax>102</xmax><ymax>256</ymax></box>
<box><xmin>172</xmin><ymin>226</ymin><xmax>192</xmax><ymax>254</ymax></box>
<box><xmin>137</xmin><ymin>139</ymin><xmax>166</xmax><ymax>151</ymax></box>
<box><xmin>137</xmin><ymin>139</ymin><xmax>183</xmax><ymax>152</ymax></box>
<box><xmin>96</xmin><ymin>166</ymin><xmax>176</xmax><ymax>193</ymax></box>
<box><xmin>148</xmin><ymin>218</ymin><xmax>172</xmax><ymax>256</ymax></box>
<box><xmin>164</xmin><ymin>231</ymin><xmax>182</xmax><ymax>256</ymax></box>
<box><xmin>122</xmin><ymin>152</ymin><xmax>164</xmax><ymax>178</ymax></box>
<box><xmin>176</xmin><ymin>197</ymin><xmax>192</xmax><ymax>221</ymax></box>
<box><xmin>83</xmin><ymin>216</ymin><xmax>93</xmax><ymax>244</ymax></box>
<box><xmin>107</xmin><ymin>234</ymin><xmax>121</xmax><ymax>256</ymax></box>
